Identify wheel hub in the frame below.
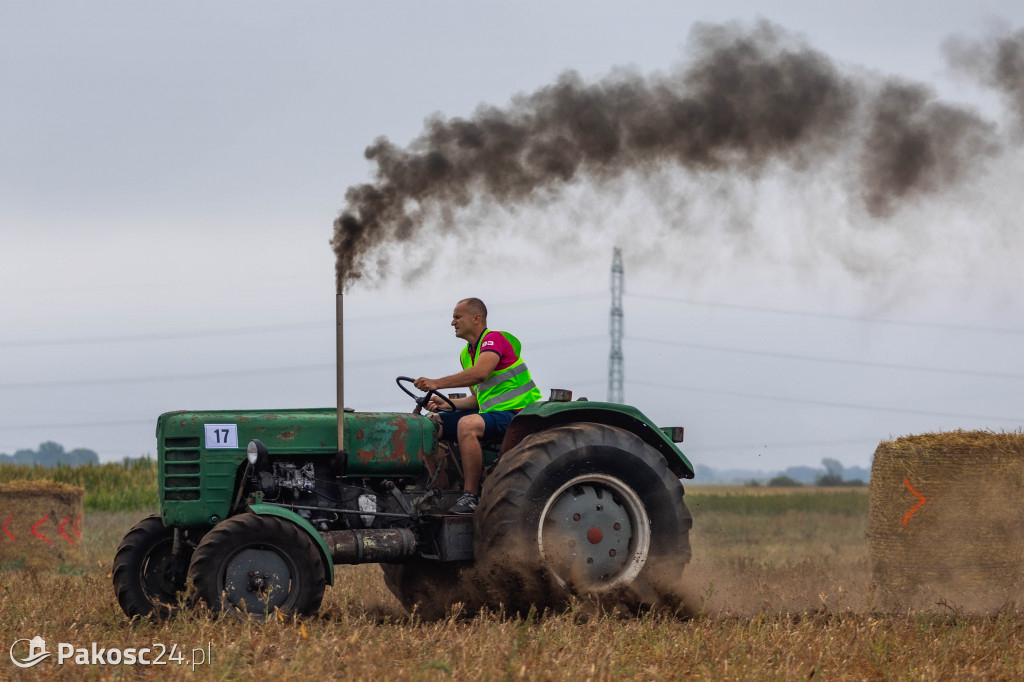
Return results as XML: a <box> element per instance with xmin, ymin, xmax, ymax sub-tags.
<box><xmin>222</xmin><ymin>548</ymin><xmax>292</xmax><ymax>610</ymax></box>
<box><xmin>140</xmin><ymin>541</ymin><xmax>178</xmax><ymax>601</ymax></box>
<box><xmin>247</xmin><ymin>571</ymin><xmax>270</xmax><ymax>593</ymax></box>
<box><xmin>538</xmin><ymin>474</ymin><xmax>651</xmax><ymax>590</ymax></box>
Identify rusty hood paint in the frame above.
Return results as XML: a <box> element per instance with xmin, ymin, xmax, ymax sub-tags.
<box><xmin>157</xmin><ymin>408</ymin><xmax>437</xmax><ymax>476</ymax></box>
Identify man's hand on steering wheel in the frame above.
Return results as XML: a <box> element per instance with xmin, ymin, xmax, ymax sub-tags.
<box><xmin>396</xmin><ymin>376</ymin><xmax>458</xmax><ymax>415</ymax></box>
<box><xmin>413</xmin><ymin>377</ymin><xmax>439</xmax><ymax>392</ymax></box>
<box><xmin>425</xmin><ymin>393</ymin><xmax>454</xmax><ymax>409</ymax></box>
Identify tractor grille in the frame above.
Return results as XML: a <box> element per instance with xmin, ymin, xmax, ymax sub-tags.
<box><xmin>162</xmin><ymin>437</ymin><xmax>201</xmax><ymax>501</ymax></box>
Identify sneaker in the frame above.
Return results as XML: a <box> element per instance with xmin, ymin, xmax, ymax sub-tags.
<box><xmin>449</xmin><ymin>491</ymin><xmax>479</xmax><ymax>515</ymax></box>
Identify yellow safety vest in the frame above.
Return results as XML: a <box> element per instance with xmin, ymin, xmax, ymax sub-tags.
<box><xmin>459</xmin><ymin>330</ymin><xmax>541</xmax><ymax>412</ymax></box>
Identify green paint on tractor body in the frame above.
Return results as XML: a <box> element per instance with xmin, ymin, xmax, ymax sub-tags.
<box><xmin>156</xmin><ymin>408</ymin><xmax>438</xmax><ymax>527</ymax></box>
<box><xmin>509</xmin><ymin>400</ymin><xmax>694</xmax><ymax>479</ymax></box>
<box><xmin>117</xmin><ymin>395</ymin><xmax>694</xmax><ymax>622</ymax></box>
<box><xmin>155</xmin><ymin>401</ymin><xmax>692</xmax><ymax>529</ymax></box>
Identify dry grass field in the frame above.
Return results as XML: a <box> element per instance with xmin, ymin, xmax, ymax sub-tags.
<box><xmin>2</xmin><ymin>486</ymin><xmax>1023</xmax><ymax>680</ymax></box>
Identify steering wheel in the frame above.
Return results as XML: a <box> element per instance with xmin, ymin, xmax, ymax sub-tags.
<box><xmin>396</xmin><ymin>376</ymin><xmax>458</xmax><ymax>415</ymax></box>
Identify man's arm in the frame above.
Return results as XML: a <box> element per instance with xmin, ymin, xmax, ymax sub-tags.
<box><xmin>414</xmin><ymin>351</ymin><xmax>500</xmax><ymax>392</ymax></box>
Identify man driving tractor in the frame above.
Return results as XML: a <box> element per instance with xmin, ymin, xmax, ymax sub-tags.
<box><xmin>414</xmin><ymin>297</ymin><xmax>542</xmax><ymax>513</ymax></box>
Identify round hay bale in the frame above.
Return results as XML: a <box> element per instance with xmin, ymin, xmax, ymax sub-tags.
<box><xmin>0</xmin><ymin>480</ymin><xmax>85</xmax><ymax>571</ymax></box>
<box><xmin>869</xmin><ymin>430</ymin><xmax>1024</xmax><ymax>611</ymax></box>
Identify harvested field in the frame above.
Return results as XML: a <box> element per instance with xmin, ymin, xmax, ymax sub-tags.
<box><xmin>2</xmin><ymin>487</ymin><xmax>1023</xmax><ymax>679</ymax></box>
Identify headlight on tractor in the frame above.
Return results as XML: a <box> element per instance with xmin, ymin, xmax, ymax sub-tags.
<box><xmin>247</xmin><ymin>439</ymin><xmax>268</xmax><ymax>466</ymax></box>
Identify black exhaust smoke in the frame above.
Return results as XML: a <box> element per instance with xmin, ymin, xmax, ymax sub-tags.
<box><xmin>331</xmin><ymin>21</ymin><xmax>1022</xmax><ymax>290</ymax></box>
<box><xmin>945</xmin><ymin>26</ymin><xmax>1024</xmax><ymax>136</ymax></box>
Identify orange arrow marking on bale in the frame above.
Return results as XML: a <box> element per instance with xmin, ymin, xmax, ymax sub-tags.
<box><xmin>73</xmin><ymin>514</ymin><xmax>82</xmax><ymax>540</ymax></box>
<box><xmin>57</xmin><ymin>516</ymin><xmax>74</xmax><ymax>544</ymax></box>
<box><xmin>902</xmin><ymin>478</ymin><xmax>926</xmax><ymax>526</ymax></box>
<box><xmin>3</xmin><ymin>514</ymin><xmax>14</xmax><ymax>541</ymax></box>
<box><xmin>31</xmin><ymin>514</ymin><xmax>52</xmax><ymax>544</ymax></box>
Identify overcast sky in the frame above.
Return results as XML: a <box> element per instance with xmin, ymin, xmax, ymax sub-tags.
<box><xmin>2</xmin><ymin>1</ymin><xmax>1023</xmax><ymax>476</ymax></box>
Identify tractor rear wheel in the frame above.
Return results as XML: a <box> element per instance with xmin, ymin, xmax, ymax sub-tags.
<box><xmin>380</xmin><ymin>559</ymin><xmax>474</xmax><ymax>620</ymax></box>
<box><xmin>473</xmin><ymin>423</ymin><xmax>692</xmax><ymax>613</ymax></box>
<box><xmin>112</xmin><ymin>514</ymin><xmax>189</xmax><ymax>620</ymax></box>
<box><xmin>188</xmin><ymin>513</ymin><xmax>326</xmax><ymax>619</ymax></box>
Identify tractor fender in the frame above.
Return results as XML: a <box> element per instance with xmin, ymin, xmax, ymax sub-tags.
<box><xmin>500</xmin><ymin>404</ymin><xmax>695</xmax><ymax>479</ymax></box>
<box><xmin>246</xmin><ymin>503</ymin><xmax>335</xmax><ymax>586</ymax></box>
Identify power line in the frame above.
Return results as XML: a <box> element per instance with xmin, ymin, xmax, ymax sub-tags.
<box><xmin>0</xmin><ymin>335</ymin><xmax>606</xmax><ymax>390</ymax></box>
<box><xmin>627</xmin><ymin>292</ymin><xmax>1024</xmax><ymax>336</ymax></box>
<box><xmin>0</xmin><ymin>292</ymin><xmax>605</xmax><ymax>349</ymax></box>
<box><xmin>0</xmin><ymin>364</ymin><xmax>336</xmax><ymax>390</ymax></box>
<box><xmin>0</xmin><ymin>321</ymin><xmax>332</xmax><ymax>349</ymax></box>
<box><xmin>631</xmin><ymin>379</ymin><xmax>1023</xmax><ymax>423</ymax></box>
<box><xmin>0</xmin><ymin>419</ymin><xmax>155</xmax><ymax>431</ymax></box>
<box><xmin>5</xmin><ymin>289</ymin><xmax>1013</xmax><ymax>350</ymax></box>
<box><xmin>692</xmin><ymin>437</ymin><xmax>881</xmax><ymax>453</ymax></box>
<box><xmin>627</xmin><ymin>336</ymin><xmax>1024</xmax><ymax>381</ymax></box>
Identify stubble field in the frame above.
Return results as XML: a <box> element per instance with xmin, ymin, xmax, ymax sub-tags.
<box><xmin>2</xmin><ymin>483</ymin><xmax>1023</xmax><ymax>680</ymax></box>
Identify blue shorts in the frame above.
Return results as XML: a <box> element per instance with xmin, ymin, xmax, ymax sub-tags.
<box><xmin>436</xmin><ymin>409</ymin><xmax>516</xmax><ymax>442</ymax></box>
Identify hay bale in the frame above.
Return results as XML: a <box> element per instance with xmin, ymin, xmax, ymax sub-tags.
<box><xmin>0</xmin><ymin>480</ymin><xmax>85</xmax><ymax>571</ymax></box>
<box><xmin>869</xmin><ymin>430</ymin><xmax>1024</xmax><ymax>610</ymax></box>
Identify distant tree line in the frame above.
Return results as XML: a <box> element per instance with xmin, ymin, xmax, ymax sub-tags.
<box><xmin>696</xmin><ymin>457</ymin><xmax>870</xmax><ymax>486</ymax></box>
<box><xmin>0</xmin><ymin>441</ymin><xmax>100</xmax><ymax>467</ymax></box>
<box><xmin>765</xmin><ymin>458</ymin><xmax>866</xmax><ymax>487</ymax></box>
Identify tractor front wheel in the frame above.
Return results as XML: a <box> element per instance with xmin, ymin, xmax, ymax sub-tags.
<box><xmin>188</xmin><ymin>513</ymin><xmax>326</xmax><ymax>619</ymax></box>
<box><xmin>112</xmin><ymin>514</ymin><xmax>190</xmax><ymax>620</ymax></box>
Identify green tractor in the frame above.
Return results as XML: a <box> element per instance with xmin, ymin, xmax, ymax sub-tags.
<box><xmin>112</xmin><ymin>298</ymin><xmax>694</xmax><ymax>620</ymax></box>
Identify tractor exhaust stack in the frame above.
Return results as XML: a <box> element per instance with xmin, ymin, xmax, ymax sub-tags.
<box><xmin>336</xmin><ymin>292</ymin><xmax>344</xmax><ymax>453</ymax></box>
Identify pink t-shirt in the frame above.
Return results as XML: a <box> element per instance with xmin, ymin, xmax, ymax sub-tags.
<box><xmin>468</xmin><ymin>331</ymin><xmax>518</xmax><ymax>371</ymax></box>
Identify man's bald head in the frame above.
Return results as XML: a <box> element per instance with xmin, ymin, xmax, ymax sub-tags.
<box><xmin>458</xmin><ymin>298</ymin><xmax>488</xmax><ymax>323</ymax></box>
<box><xmin>452</xmin><ymin>298</ymin><xmax>488</xmax><ymax>342</ymax></box>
